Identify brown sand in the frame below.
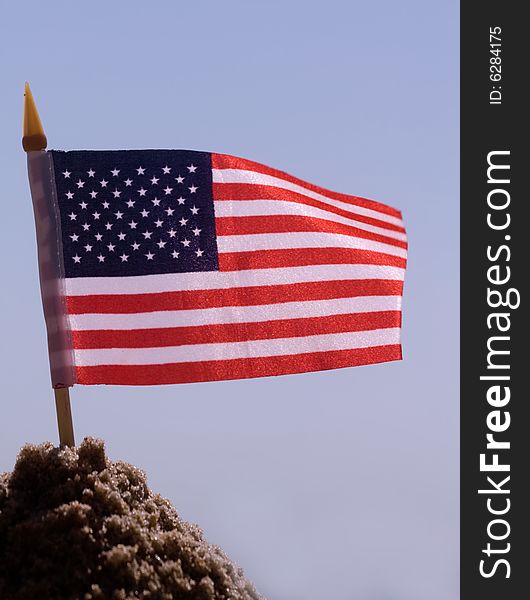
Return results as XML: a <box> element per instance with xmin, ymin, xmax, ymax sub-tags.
<box><xmin>0</xmin><ymin>438</ymin><xmax>263</xmax><ymax>600</ymax></box>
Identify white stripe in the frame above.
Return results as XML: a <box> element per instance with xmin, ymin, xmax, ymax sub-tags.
<box><xmin>212</xmin><ymin>168</ymin><xmax>403</xmax><ymax>228</ymax></box>
<box><xmin>214</xmin><ymin>199</ymin><xmax>407</xmax><ymax>241</ymax></box>
<box><xmin>74</xmin><ymin>328</ymin><xmax>401</xmax><ymax>366</ymax></box>
<box><xmin>69</xmin><ymin>295</ymin><xmax>402</xmax><ymax>331</ymax></box>
<box><xmin>216</xmin><ymin>231</ymin><xmax>407</xmax><ymax>258</ymax></box>
<box><xmin>65</xmin><ymin>264</ymin><xmax>405</xmax><ymax>296</ymax></box>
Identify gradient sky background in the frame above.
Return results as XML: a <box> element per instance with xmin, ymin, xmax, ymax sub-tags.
<box><xmin>0</xmin><ymin>1</ymin><xmax>459</xmax><ymax>598</ymax></box>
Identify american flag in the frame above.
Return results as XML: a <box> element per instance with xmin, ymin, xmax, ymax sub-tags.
<box><xmin>29</xmin><ymin>149</ymin><xmax>407</xmax><ymax>386</ymax></box>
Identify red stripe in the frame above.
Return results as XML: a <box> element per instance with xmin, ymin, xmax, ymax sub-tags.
<box><xmin>76</xmin><ymin>344</ymin><xmax>403</xmax><ymax>385</ymax></box>
<box><xmin>213</xmin><ymin>183</ymin><xmax>405</xmax><ymax>234</ymax></box>
<box><xmin>218</xmin><ymin>247</ymin><xmax>407</xmax><ymax>271</ymax></box>
<box><xmin>216</xmin><ymin>215</ymin><xmax>407</xmax><ymax>250</ymax></box>
<box><xmin>72</xmin><ymin>311</ymin><xmax>401</xmax><ymax>349</ymax></box>
<box><xmin>66</xmin><ymin>279</ymin><xmax>403</xmax><ymax>315</ymax></box>
<box><xmin>211</xmin><ymin>153</ymin><xmax>402</xmax><ymax>219</ymax></box>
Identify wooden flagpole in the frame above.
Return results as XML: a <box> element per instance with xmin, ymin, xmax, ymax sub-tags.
<box><xmin>54</xmin><ymin>388</ymin><xmax>76</xmax><ymax>447</ymax></box>
<box><xmin>23</xmin><ymin>82</ymin><xmax>76</xmax><ymax>447</ymax></box>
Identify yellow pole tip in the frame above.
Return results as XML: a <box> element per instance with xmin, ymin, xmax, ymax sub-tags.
<box><xmin>22</xmin><ymin>82</ymin><xmax>47</xmax><ymax>152</ymax></box>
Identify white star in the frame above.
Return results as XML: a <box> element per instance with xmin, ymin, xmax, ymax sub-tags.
<box><xmin>113</xmin><ymin>189</ymin><xmax>121</xmax><ymax>198</ymax></box>
<box><xmin>70</xmin><ymin>233</ymin><xmax>79</xmax><ymax>242</ymax></box>
<box><xmin>138</xmin><ymin>187</ymin><xmax>147</xmax><ymax>196</ymax></box>
<box><xmin>152</xmin><ymin>198</ymin><xmax>161</xmax><ymax>206</ymax></box>
<box><xmin>82</xmin><ymin>223</ymin><xmax>90</xmax><ymax>231</ymax></box>
<box><xmin>68</xmin><ymin>212</ymin><xmax>77</xmax><ymax>220</ymax></box>
<box><xmin>171</xmin><ymin>250</ymin><xmax>180</xmax><ymax>258</ymax></box>
<box><xmin>136</xmin><ymin>166</ymin><xmax>145</xmax><ymax>175</ymax></box>
<box><xmin>124</xmin><ymin>178</ymin><xmax>133</xmax><ymax>187</ymax></box>
<box><xmin>181</xmin><ymin>239</ymin><xmax>191</xmax><ymax>247</ymax></box>
<box><xmin>114</xmin><ymin>211</ymin><xmax>123</xmax><ymax>219</ymax></box>
<box><xmin>162</xmin><ymin>165</ymin><xmax>171</xmax><ymax>174</ymax></box>
<box><xmin>142</xmin><ymin>230</ymin><xmax>152</xmax><ymax>239</ymax></box>
<box><xmin>131</xmin><ymin>242</ymin><xmax>140</xmax><ymax>250</ymax></box>
<box><xmin>189</xmin><ymin>185</ymin><xmax>198</xmax><ymax>194</ymax></box>
<box><xmin>168</xmin><ymin>229</ymin><xmax>177</xmax><ymax>238</ymax></box>
<box><xmin>118</xmin><ymin>232</ymin><xmax>126</xmax><ymax>241</ymax></box>
<box><xmin>120</xmin><ymin>253</ymin><xmax>129</xmax><ymax>262</ymax></box>
<box><xmin>105</xmin><ymin>222</ymin><xmax>113</xmax><ymax>230</ymax></box>
<box><xmin>102</xmin><ymin>201</ymin><xmax>110</xmax><ymax>209</ymax></box>
<box><xmin>157</xmin><ymin>240</ymin><xmax>166</xmax><ymax>248</ymax></box>
<box><xmin>163</xmin><ymin>186</ymin><xmax>173</xmax><ymax>195</ymax></box>
<box><xmin>89</xmin><ymin>190</ymin><xmax>98</xmax><ymax>199</ymax></box>
<box><xmin>129</xmin><ymin>220</ymin><xmax>138</xmax><ymax>229</ymax></box>
<box><xmin>195</xmin><ymin>248</ymin><xmax>204</xmax><ymax>257</ymax></box>
<box><xmin>150</xmin><ymin>176</ymin><xmax>159</xmax><ymax>185</ymax></box>
<box><xmin>84</xmin><ymin>244</ymin><xmax>92</xmax><ymax>252</ymax></box>
<box><xmin>63</xmin><ymin>170</ymin><xmax>71</xmax><ymax>178</ymax></box>
<box><xmin>192</xmin><ymin>227</ymin><xmax>201</xmax><ymax>236</ymax></box>
<box><xmin>111</xmin><ymin>168</ymin><xmax>120</xmax><ymax>177</ymax></box>
<box><xmin>72</xmin><ymin>254</ymin><xmax>81</xmax><ymax>263</ymax></box>
<box><xmin>97</xmin><ymin>254</ymin><xmax>105</xmax><ymax>263</ymax></box>
<box><xmin>175</xmin><ymin>175</ymin><xmax>184</xmax><ymax>184</ymax></box>
<box><xmin>76</xmin><ymin>179</ymin><xmax>85</xmax><ymax>188</ymax></box>
<box><xmin>187</xmin><ymin>164</ymin><xmax>197</xmax><ymax>173</ymax></box>
<box><xmin>66</xmin><ymin>191</ymin><xmax>74</xmax><ymax>200</ymax></box>
<box><xmin>140</xmin><ymin>209</ymin><xmax>149</xmax><ymax>217</ymax></box>
<box><xmin>179</xmin><ymin>217</ymin><xmax>188</xmax><ymax>226</ymax></box>
<box><xmin>95</xmin><ymin>233</ymin><xmax>103</xmax><ymax>241</ymax></box>
<box><xmin>177</xmin><ymin>197</ymin><xmax>185</xmax><ymax>205</ymax></box>
<box><xmin>79</xmin><ymin>201</ymin><xmax>88</xmax><ymax>210</ymax></box>
<box><xmin>145</xmin><ymin>251</ymin><xmax>154</xmax><ymax>260</ymax></box>
<box><xmin>126</xmin><ymin>199</ymin><xmax>135</xmax><ymax>208</ymax></box>
<box><xmin>190</xmin><ymin>205</ymin><xmax>199</xmax><ymax>215</ymax></box>
<box><xmin>165</xmin><ymin>207</ymin><xmax>175</xmax><ymax>216</ymax></box>
<box><xmin>87</xmin><ymin>169</ymin><xmax>96</xmax><ymax>178</ymax></box>
<box><xmin>107</xmin><ymin>243</ymin><xmax>115</xmax><ymax>252</ymax></box>
<box><xmin>92</xmin><ymin>211</ymin><xmax>100</xmax><ymax>220</ymax></box>
<box><xmin>100</xmin><ymin>179</ymin><xmax>108</xmax><ymax>188</ymax></box>
<box><xmin>154</xmin><ymin>219</ymin><xmax>163</xmax><ymax>227</ymax></box>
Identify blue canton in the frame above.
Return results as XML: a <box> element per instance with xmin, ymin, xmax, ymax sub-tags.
<box><xmin>51</xmin><ymin>150</ymin><xmax>219</xmax><ymax>278</ymax></box>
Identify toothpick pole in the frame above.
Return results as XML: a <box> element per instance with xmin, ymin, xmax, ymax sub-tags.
<box><xmin>22</xmin><ymin>82</ymin><xmax>47</xmax><ymax>152</ymax></box>
<box><xmin>54</xmin><ymin>388</ymin><xmax>76</xmax><ymax>447</ymax></box>
<box><xmin>23</xmin><ymin>82</ymin><xmax>76</xmax><ymax>447</ymax></box>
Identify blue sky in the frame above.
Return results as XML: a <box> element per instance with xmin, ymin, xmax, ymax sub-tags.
<box><xmin>0</xmin><ymin>2</ymin><xmax>459</xmax><ymax>598</ymax></box>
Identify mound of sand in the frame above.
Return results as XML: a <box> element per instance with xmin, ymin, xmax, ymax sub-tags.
<box><xmin>0</xmin><ymin>438</ymin><xmax>263</xmax><ymax>600</ymax></box>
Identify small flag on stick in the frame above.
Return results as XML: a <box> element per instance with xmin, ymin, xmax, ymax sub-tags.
<box><xmin>25</xmin><ymin>87</ymin><xmax>407</xmax><ymax>389</ymax></box>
